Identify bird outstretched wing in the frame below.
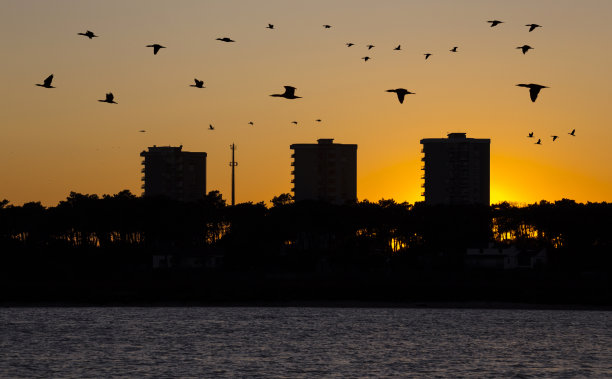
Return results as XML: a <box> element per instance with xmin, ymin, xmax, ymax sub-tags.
<box><xmin>529</xmin><ymin>87</ymin><xmax>541</xmax><ymax>102</ymax></box>
<box><xmin>43</xmin><ymin>75</ymin><xmax>53</xmax><ymax>87</ymax></box>
<box><xmin>283</xmin><ymin>86</ymin><xmax>296</xmax><ymax>97</ymax></box>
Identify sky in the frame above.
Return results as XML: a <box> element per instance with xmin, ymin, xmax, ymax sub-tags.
<box><xmin>1</xmin><ymin>0</ymin><xmax>611</xmax><ymax>206</ymax></box>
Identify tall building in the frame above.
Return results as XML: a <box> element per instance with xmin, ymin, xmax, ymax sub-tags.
<box><xmin>420</xmin><ymin>133</ymin><xmax>490</xmax><ymax>205</ymax></box>
<box><xmin>140</xmin><ymin>145</ymin><xmax>207</xmax><ymax>202</ymax></box>
<box><xmin>290</xmin><ymin>139</ymin><xmax>357</xmax><ymax>204</ymax></box>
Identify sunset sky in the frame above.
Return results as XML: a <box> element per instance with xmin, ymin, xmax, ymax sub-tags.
<box><xmin>1</xmin><ymin>0</ymin><xmax>611</xmax><ymax>206</ymax></box>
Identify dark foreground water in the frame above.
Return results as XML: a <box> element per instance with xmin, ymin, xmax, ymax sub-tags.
<box><xmin>1</xmin><ymin>307</ymin><xmax>610</xmax><ymax>378</ymax></box>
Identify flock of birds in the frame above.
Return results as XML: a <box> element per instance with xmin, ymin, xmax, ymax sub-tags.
<box><xmin>35</xmin><ymin>20</ymin><xmax>575</xmax><ymax>145</ymax></box>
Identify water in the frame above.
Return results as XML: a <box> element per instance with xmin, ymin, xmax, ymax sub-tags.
<box><xmin>1</xmin><ymin>307</ymin><xmax>610</xmax><ymax>378</ymax></box>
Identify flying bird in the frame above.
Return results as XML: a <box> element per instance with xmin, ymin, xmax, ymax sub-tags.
<box><xmin>315</xmin><ymin>119</ymin><xmax>322</xmax><ymax>122</ymax></box>
<box><xmin>362</xmin><ymin>56</ymin><xmax>371</xmax><ymax>62</ymax></box>
<box><xmin>139</xmin><ymin>130</ymin><xmax>146</xmax><ymax>133</ymax></box>
<box><xmin>266</xmin><ymin>24</ymin><xmax>274</xmax><ymax>29</ymax></box>
<box><xmin>386</xmin><ymin>88</ymin><xmax>415</xmax><ymax>104</ymax></box>
<box><xmin>450</xmin><ymin>46</ymin><xmax>458</xmax><ymax>52</ymax></box>
<box><xmin>424</xmin><ymin>53</ymin><xmax>432</xmax><ymax>60</ymax></box>
<box><xmin>516</xmin><ymin>83</ymin><xmax>548</xmax><ymax>102</ymax></box>
<box><xmin>488</xmin><ymin>20</ymin><xmax>503</xmax><ymax>27</ymax></box>
<box><xmin>190</xmin><ymin>79</ymin><xmax>205</xmax><ymax>88</ymax></box>
<box><xmin>367</xmin><ymin>44</ymin><xmax>375</xmax><ymax>50</ymax></box>
<box><xmin>146</xmin><ymin>44</ymin><xmax>166</xmax><ymax>55</ymax></box>
<box><xmin>551</xmin><ymin>135</ymin><xmax>559</xmax><ymax>141</ymax></box>
<box><xmin>216</xmin><ymin>37</ymin><xmax>235</xmax><ymax>42</ymax></box>
<box><xmin>535</xmin><ymin>139</ymin><xmax>542</xmax><ymax>145</ymax></box>
<box><xmin>35</xmin><ymin>74</ymin><xmax>55</xmax><ymax>88</ymax></box>
<box><xmin>78</xmin><ymin>30</ymin><xmax>98</xmax><ymax>39</ymax></box>
<box><xmin>209</xmin><ymin>124</ymin><xmax>214</xmax><ymax>130</ymax></box>
<box><xmin>291</xmin><ymin>121</ymin><xmax>298</xmax><ymax>125</ymax></box>
<box><xmin>323</xmin><ymin>25</ymin><xmax>331</xmax><ymax>29</ymax></box>
<box><xmin>248</xmin><ymin>121</ymin><xmax>254</xmax><ymax>126</ymax></box>
<box><xmin>346</xmin><ymin>42</ymin><xmax>354</xmax><ymax>47</ymax></box>
<box><xmin>394</xmin><ymin>45</ymin><xmax>401</xmax><ymax>51</ymax></box>
<box><xmin>568</xmin><ymin>129</ymin><xmax>576</xmax><ymax>136</ymax></box>
<box><xmin>528</xmin><ymin>132</ymin><xmax>534</xmax><ymax>138</ymax></box>
<box><xmin>517</xmin><ymin>45</ymin><xmax>533</xmax><ymax>54</ymax></box>
<box><xmin>270</xmin><ymin>86</ymin><xmax>301</xmax><ymax>99</ymax></box>
<box><xmin>98</xmin><ymin>92</ymin><xmax>117</xmax><ymax>104</ymax></box>
<box><xmin>526</xmin><ymin>24</ymin><xmax>541</xmax><ymax>32</ymax></box>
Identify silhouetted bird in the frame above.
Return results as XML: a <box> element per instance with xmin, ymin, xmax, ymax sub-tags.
<box><xmin>291</xmin><ymin>121</ymin><xmax>298</xmax><ymax>125</ymax></box>
<box><xmin>209</xmin><ymin>124</ymin><xmax>214</xmax><ymax>130</ymax></box>
<box><xmin>98</xmin><ymin>92</ymin><xmax>117</xmax><ymax>104</ymax></box>
<box><xmin>362</xmin><ymin>56</ymin><xmax>371</xmax><ymax>62</ymax></box>
<box><xmin>526</xmin><ymin>24</ymin><xmax>541</xmax><ymax>32</ymax></box>
<box><xmin>139</xmin><ymin>130</ymin><xmax>146</xmax><ymax>133</ymax></box>
<box><xmin>35</xmin><ymin>74</ymin><xmax>55</xmax><ymax>88</ymax></box>
<box><xmin>190</xmin><ymin>79</ymin><xmax>205</xmax><ymax>88</ymax></box>
<box><xmin>424</xmin><ymin>53</ymin><xmax>432</xmax><ymax>60</ymax></box>
<box><xmin>248</xmin><ymin>121</ymin><xmax>254</xmax><ymax>126</ymax></box>
<box><xmin>78</xmin><ymin>30</ymin><xmax>98</xmax><ymax>39</ymax></box>
<box><xmin>535</xmin><ymin>139</ymin><xmax>542</xmax><ymax>145</ymax></box>
<box><xmin>270</xmin><ymin>86</ymin><xmax>301</xmax><ymax>99</ymax></box>
<box><xmin>367</xmin><ymin>44</ymin><xmax>375</xmax><ymax>50</ymax></box>
<box><xmin>517</xmin><ymin>45</ymin><xmax>533</xmax><ymax>54</ymax></box>
<box><xmin>323</xmin><ymin>25</ymin><xmax>331</xmax><ymax>29</ymax></box>
<box><xmin>216</xmin><ymin>37</ymin><xmax>235</xmax><ymax>42</ymax></box>
<box><xmin>528</xmin><ymin>132</ymin><xmax>534</xmax><ymax>138</ymax></box>
<box><xmin>315</xmin><ymin>119</ymin><xmax>322</xmax><ymax>122</ymax></box>
<box><xmin>516</xmin><ymin>83</ymin><xmax>548</xmax><ymax>102</ymax></box>
<box><xmin>450</xmin><ymin>46</ymin><xmax>458</xmax><ymax>52</ymax></box>
<box><xmin>568</xmin><ymin>129</ymin><xmax>576</xmax><ymax>136</ymax></box>
<box><xmin>488</xmin><ymin>20</ymin><xmax>503</xmax><ymax>27</ymax></box>
<box><xmin>266</xmin><ymin>24</ymin><xmax>274</xmax><ymax>29</ymax></box>
<box><xmin>394</xmin><ymin>45</ymin><xmax>401</xmax><ymax>51</ymax></box>
<box><xmin>386</xmin><ymin>88</ymin><xmax>415</xmax><ymax>104</ymax></box>
<box><xmin>551</xmin><ymin>135</ymin><xmax>559</xmax><ymax>141</ymax></box>
<box><xmin>346</xmin><ymin>42</ymin><xmax>354</xmax><ymax>47</ymax></box>
<box><xmin>146</xmin><ymin>44</ymin><xmax>166</xmax><ymax>55</ymax></box>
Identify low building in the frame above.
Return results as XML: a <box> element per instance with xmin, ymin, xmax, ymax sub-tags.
<box><xmin>465</xmin><ymin>244</ymin><xmax>547</xmax><ymax>270</ymax></box>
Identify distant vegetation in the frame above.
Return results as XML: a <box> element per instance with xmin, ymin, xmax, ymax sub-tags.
<box><xmin>1</xmin><ymin>191</ymin><xmax>609</xmax><ymax>270</ymax></box>
<box><xmin>1</xmin><ymin>191</ymin><xmax>610</xmax><ymax>304</ymax></box>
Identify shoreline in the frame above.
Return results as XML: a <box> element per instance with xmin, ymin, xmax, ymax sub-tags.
<box><xmin>2</xmin><ymin>300</ymin><xmax>611</xmax><ymax>311</ymax></box>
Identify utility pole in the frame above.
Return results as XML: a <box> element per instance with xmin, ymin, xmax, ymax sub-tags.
<box><xmin>229</xmin><ymin>143</ymin><xmax>237</xmax><ymax>206</ymax></box>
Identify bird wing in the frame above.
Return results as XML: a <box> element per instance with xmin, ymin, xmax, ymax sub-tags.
<box><xmin>529</xmin><ymin>87</ymin><xmax>541</xmax><ymax>102</ymax></box>
<box><xmin>397</xmin><ymin>92</ymin><xmax>405</xmax><ymax>104</ymax></box>
<box><xmin>283</xmin><ymin>86</ymin><xmax>296</xmax><ymax>97</ymax></box>
<box><xmin>44</xmin><ymin>75</ymin><xmax>53</xmax><ymax>86</ymax></box>
<box><xmin>529</xmin><ymin>25</ymin><xmax>536</xmax><ymax>32</ymax></box>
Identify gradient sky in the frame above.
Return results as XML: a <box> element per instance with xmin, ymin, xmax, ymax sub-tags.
<box><xmin>1</xmin><ymin>0</ymin><xmax>611</xmax><ymax>206</ymax></box>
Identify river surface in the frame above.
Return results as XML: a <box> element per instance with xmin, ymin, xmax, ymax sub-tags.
<box><xmin>1</xmin><ymin>307</ymin><xmax>610</xmax><ymax>378</ymax></box>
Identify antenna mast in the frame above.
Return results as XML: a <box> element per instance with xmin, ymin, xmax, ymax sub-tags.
<box><xmin>229</xmin><ymin>143</ymin><xmax>238</xmax><ymax>206</ymax></box>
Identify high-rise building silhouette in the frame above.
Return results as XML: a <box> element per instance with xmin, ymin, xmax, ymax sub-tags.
<box><xmin>290</xmin><ymin>139</ymin><xmax>357</xmax><ymax>204</ymax></box>
<box><xmin>420</xmin><ymin>133</ymin><xmax>490</xmax><ymax>205</ymax></box>
<box><xmin>140</xmin><ymin>145</ymin><xmax>207</xmax><ymax>201</ymax></box>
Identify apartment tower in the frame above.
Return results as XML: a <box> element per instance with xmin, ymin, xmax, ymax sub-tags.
<box><xmin>420</xmin><ymin>133</ymin><xmax>490</xmax><ymax>205</ymax></box>
<box><xmin>290</xmin><ymin>139</ymin><xmax>357</xmax><ymax>204</ymax></box>
<box><xmin>140</xmin><ymin>145</ymin><xmax>207</xmax><ymax>201</ymax></box>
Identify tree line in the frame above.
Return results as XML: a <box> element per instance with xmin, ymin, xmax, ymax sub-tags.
<box><xmin>1</xmin><ymin>191</ymin><xmax>610</xmax><ymax>275</ymax></box>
